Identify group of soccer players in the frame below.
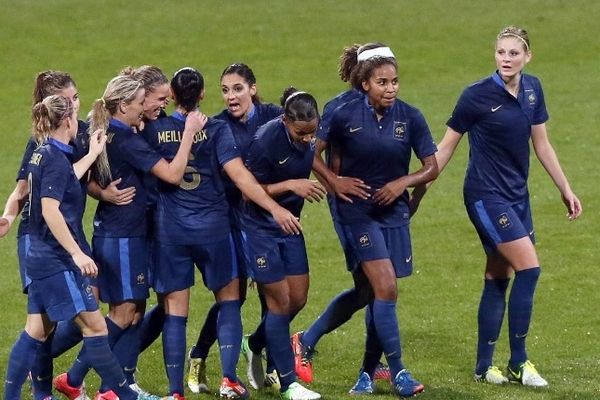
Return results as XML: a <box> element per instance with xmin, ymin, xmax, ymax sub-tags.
<box><xmin>2</xmin><ymin>24</ymin><xmax>582</xmax><ymax>400</ymax></box>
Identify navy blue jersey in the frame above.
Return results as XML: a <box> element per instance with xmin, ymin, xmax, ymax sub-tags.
<box><xmin>214</xmin><ymin>103</ymin><xmax>282</xmax><ymax>211</ymax></box>
<box><xmin>26</xmin><ymin>139</ymin><xmax>88</xmax><ymax>279</ymax></box>
<box><xmin>317</xmin><ymin>89</ymin><xmax>363</xmax><ymax>144</ymax></box>
<box><xmin>143</xmin><ymin>112</ymin><xmax>240</xmax><ymax>245</ymax></box>
<box><xmin>93</xmin><ymin>119</ymin><xmax>162</xmax><ymax>237</ymax></box>
<box><xmin>16</xmin><ymin>120</ymin><xmax>89</xmax><ymax>238</ymax></box>
<box><xmin>241</xmin><ymin>118</ymin><xmax>315</xmax><ymax>236</ymax></box>
<box><xmin>329</xmin><ymin>97</ymin><xmax>437</xmax><ymax>226</ymax></box>
<box><xmin>447</xmin><ymin>72</ymin><xmax>548</xmax><ymax>204</ymax></box>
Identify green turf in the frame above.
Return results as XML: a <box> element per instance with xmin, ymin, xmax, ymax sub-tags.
<box><xmin>1</xmin><ymin>0</ymin><xmax>598</xmax><ymax>398</ymax></box>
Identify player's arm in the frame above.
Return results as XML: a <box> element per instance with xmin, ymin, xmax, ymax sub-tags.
<box><xmin>72</xmin><ymin>129</ymin><xmax>107</xmax><ymax>180</ymax></box>
<box><xmin>87</xmin><ymin>178</ymin><xmax>136</xmax><ymax>205</ymax></box>
<box><xmin>261</xmin><ymin>179</ymin><xmax>326</xmax><ymax>203</ymax></box>
<box><xmin>0</xmin><ymin>180</ymin><xmax>29</xmax><ymax>237</ymax></box>
<box><xmin>531</xmin><ymin>123</ymin><xmax>582</xmax><ymax>220</ymax></box>
<box><xmin>41</xmin><ymin>197</ymin><xmax>97</xmax><ymax>277</ymax></box>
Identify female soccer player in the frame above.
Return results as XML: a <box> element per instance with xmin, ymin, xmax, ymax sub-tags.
<box><xmin>53</xmin><ymin>74</ymin><xmax>205</xmax><ymax>400</ymax></box>
<box><xmin>142</xmin><ymin>67</ymin><xmax>300</xmax><ymax>399</ymax></box>
<box><xmin>239</xmin><ymin>88</ymin><xmax>325</xmax><ymax>400</ymax></box>
<box><xmin>431</xmin><ymin>26</ymin><xmax>581</xmax><ymax>386</ymax></box>
<box><xmin>293</xmin><ymin>43</ymin><xmax>395</xmax><ymax>392</ymax></box>
<box><xmin>187</xmin><ymin>63</ymin><xmax>282</xmax><ymax>394</ymax></box>
<box><xmin>312</xmin><ymin>48</ymin><xmax>439</xmax><ymax>397</ymax></box>
<box><xmin>3</xmin><ymin>95</ymin><xmax>170</xmax><ymax>400</ymax></box>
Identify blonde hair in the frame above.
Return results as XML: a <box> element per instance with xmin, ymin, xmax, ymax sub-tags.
<box><xmin>90</xmin><ymin>75</ymin><xmax>143</xmax><ymax>186</ymax></box>
<box><xmin>31</xmin><ymin>95</ymin><xmax>74</xmax><ymax>145</ymax></box>
<box><xmin>497</xmin><ymin>26</ymin><xmax>530</xmax><ymax>51</ymax></box>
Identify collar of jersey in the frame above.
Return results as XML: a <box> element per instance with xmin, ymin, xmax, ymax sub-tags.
<box><xmin>364</xmin><ymin>95</ymin><xmax>391</xmax><ymax>117</ymax></box>
<box><xmin>48</xmin><ymin>138</ymin><xmax>74</xmax><ymax>154</ymax></box>
<box><xmin>109</xmin><ymin>118</ymin><xmax>133</xmax><ymax>132</ymax></box>
<box><xmin>172</xmin><ymin>111</ymin><xmax>186</xmax><ymax>122</ymax></box>
<box><xmin>492</xmin><ymin>70</ymin><xmax>524</xmax><ymax>93</ymax></box>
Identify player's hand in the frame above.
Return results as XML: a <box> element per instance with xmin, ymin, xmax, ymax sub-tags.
<box><xmin>133</xmin><ymin>120</ymin><xmax>145</xmax><ymax>133</ymax></box>
<box><xmin>332</xmin><ymin>176</ymin><xmax>370</xmax><ymax>203</ymax></box>
<box><xmin>272</xmin><ymin>207</ymin><xmax>302</xmax><ymax>235</ymax></box>
<box><xmin>183</xmin><ymin>110</ymin><xmax>208</xmax><ymax>135</ymax></box>
<box><xmin>0</xmin><ymin>217</ymin><xmax>11</xmax><ymax>238</ymax></box>
<box><xmin>100</xmin><ymin>178</ymin><xmax>136</xmax><ymax>205</ymax></box>
<box><xmin>373</xmin><ymin>177</ymin><xmax>407</xmax><ymax>206</ymax></box>
<box><xmin>290</xmin><ymin>179</ymin><xmax>326</xmax><ymax>203</ymax></box>
<box><xmin>88</xmin><ymin>129</ymin><xmax>107</xmax><ymax>157</ymax></box>
<box><xmin>72</xmin><ymin>251</ymin><xmax>98</xmax><ymax>278</ymax></box>
<box><xmin>562</xmin><ymin>190</ymin><xmax>582</xmax><ymax>220</ymax></box>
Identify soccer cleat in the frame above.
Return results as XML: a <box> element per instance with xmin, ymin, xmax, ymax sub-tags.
<box><xmin>219</xmin><ymin>377</ymin><xmax>249</xmax><ymax>399</ymax></box>
<box><xmin>393</xmin><ymin>369</ymin><xmax>425</xmax><ymax>398</ymax></box>
<box><xmin>291</xmin><ymin>332</ymin><xmax>315</xmax><ymax>384</ymax></box>
<box><xmin>94</xmin><ymin>391</ymin><xmax>118</xmax><ymax>400</ymax></box>
<box><xmin>129</xmin><ymin>382</ymin><xmax>151</xmax><ymax>396</ymax></box>
<box><xmin>241</xmin><ymin>335</ymin><xmax>265</xmax><ymax>389</ymax></box>
<box><xmin>187</xmin><ymin>347</ymin><xmax>209</xmax><ymax>393</ymax></box>
<box><xmin>136</xmin><ymin>394</ymin><xmax>176</xmax><ymax>400</ymax></box>
<box><xmin>349</xmin><ymin>371</ymin><xmax>375</xmax><ymax>395</ymax></box>
<box><xmin>507</xmin><ymin>360</ymin><xmax>548</xmax><ymax>387</ymax></box>
<box><xmin>171</xmin><ymin>393</ymin><xmax>185</xmax><ymax>400</ymax></box>
<box><xmin>53</xmin><ymin>373</ymin><xmax>91</xmax><ymax>400</ymax></box>
<box><xmin>474</xmin><ymin>365</ymin><xmax>509</xmax><ymax>384</ymax></box>
<box><xmin>280</xmin><ymin>382</ymin><xmax>321</xmax><ymax>400</ymax></box>
<box><xmin>265</xmin><ymin>369</ymin><xmax>281</xmax><ymax>391</ymax></box>
<box><xmin>373</xmin><ymin>362</ymin><xmax>391</xmax><ymax>381</ymax></box>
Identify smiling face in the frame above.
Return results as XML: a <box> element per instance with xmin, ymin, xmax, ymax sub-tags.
<box><xmin>121</xmin><ymin>88</ymin><xmax>146</xmax><ymax>127</ymax></box>
<box><xmin>143</xmin><ymin>83</ymin><xmax>170</xmax><ymax>121</ymax></box>
<box><xmin>221</xmin><ymin>73</ymin><xmax>256</xmax><ymax>121</ymax></box>
<box><xmin>362</xmin><ymin>63</ymin><xmax>398</xmax><ymax>113</ymax></box>
<box><xmin>495</xmin><ymin>36</ymin><xmax>531</xmax><ymax>82</ymax></box>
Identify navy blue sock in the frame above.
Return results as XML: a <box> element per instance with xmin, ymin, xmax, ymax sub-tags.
<box><xmin>372</xmin><ymin>299</ymin><xmax>404</xmax><ymax>377</ymax></box>
<box><xmin>217</xmin><ymin>300</ymin><xmax>242</xmax><ymax>381</ymax></box>
<box><xmin>362</xmin><ymin>304</ymin><xmax>383</xmax><ymax>378</ymax></box>
<box><xmin>139</xmin><ymin>304</ymin><xmax>165</xmax><ymax>352</ymax></box>
<box><xmin>4</xmin><ymin>331</ymin><xmax>43</xmax><ymax>400</ymax></box>
<box><xmin>302</xmin><ymin>288</ymin><xmax>366</xmax><ymax>349</ymax></box>
<box><xmin>264</xmin><ymin>311</ymin><xmax>295</xmax><ymax>391</ymax></box>
<box><xmin>508</xmin><ymin>268</ymin><xmax>540</xmax><ymax>368</ymax></box>
<box><xmin>68</xmin><ymin>317</ymin><xmax>124</xmax><ymax>387</ymax></box>
<box><xmin>191</xmin><ymin>302</ymin><xmax>219</xmax><ymax>359</ymax></box>
<box><xmin>475</xmin><ymin>278</ymin><xmax>510</xmax><ymax>374</ymax></box>
<box><xmin>248</xmin><ymin>317</ymin><xmax>266</xmax><ymax>354</ymax></box>
<box><xmin>83</xmin><ymin>336</ymin><xmax>136</xmax><ymax>400</ymax></box>
<box><xmin>31</xmin><ymin>330</ymin><xmax>54</xmax><ymax>399</ymax></box>
<box><xmin>50</xmin><ymin>319</ymin><xmax>82</xmax><ymax>358</ymax></box>
<box><xmin>105</xmin><ymin>322</ymin><xmax>142</xmax><ymax>388</ymax></box>
<box><xmin>162</xmin><ymin>315</ymin><xmax>187</xmax><ymax>395</ymax></box>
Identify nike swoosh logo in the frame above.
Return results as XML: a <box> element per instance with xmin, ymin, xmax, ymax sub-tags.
<box><xmin>405</xmin><ymin>255</ymin><xmax>412</xmax><ymax>263</ymax></box>
<box><xmin>36</xmin><ymin>374</ymin><xmax>52</xmax><ymax>381</ymax></box>
<box><xmin>487</xmin><ymin>340</ymin><xmax>497</xmax><ymax>345</ymax></box>
<box><xmin>491</xmin><ymin>105</ymin><xmax>503</xmax><ymax>112</ymax></box>
<box><xmin>278</xmin><ymin>157</ymin><xmax>290</xmax><ymax>165</ymax></box>
<box><xmin>118</xmin><ymin>379</ymin><xmax>127</xmax><ymax>387</ymax></box>
<box><xmin>280</xmin><ymin>370</ymin><xmax>294</xmax><ymax>378</ymax></box>
<box><xmin>515</xmin><ymin>332</ymin><xmax>528</xmax><ymax>338</ymax></box>
<box><xmin>349</xmin><ymin>127</ymin><xmax>362</xmax><ymax>133</ymax></box>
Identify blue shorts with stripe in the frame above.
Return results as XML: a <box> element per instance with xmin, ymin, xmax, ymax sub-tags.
<box><xmin>92</xmin><ymin>236</ymin><xmax>150</xmax><ymax>303</ymax></box>
<box><xmin>28</xmin><ymin>270</ymin><xmax>98</xmax><ymax>322</ymax></box>
<box><xmin>240</xmin><ymin>231</ymin><xmax>309</xmax><ymax>284</ymax></box>
<box><xmin>151</xmin><ymin>233</ymin><xmax>239</xmax><ymax>293</ymax></box>
<box><xmin>466</xmin><ymin>199</ymin><xmax>535</xmax><ymax>255</ymax></box>
<box><xmin>345</xmin><ymin>222</ymin><xmax>413</xmax><ymax>278</ymax></box>
<box><xmin>231</xmin><ymin>226</ymin><xmax>249</xmax><ymax>280</ymax></box>
<box><xmin>18</xmin><ymin>234</ymin><xmax>32</xmax><ymax>294</ymax></box>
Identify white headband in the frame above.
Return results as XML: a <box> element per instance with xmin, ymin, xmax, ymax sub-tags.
<box><xmin>357</xmin><ymin>46</ymin><xmax>396</xmax><ymax>62</ymax></box>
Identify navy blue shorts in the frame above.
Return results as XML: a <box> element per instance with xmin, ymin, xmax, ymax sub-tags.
<box><xmin>28</xmin><ymin>270</ymin><xmax>98</xmax><ymax>322</ymax></box>
<box><xmin>92</xmin><ymin>236</ymin><xmax>150</xmax><ymax>303</ymax></box>
<box><xmin>18</xmin><ymin>234</ymin><xmax>32</xmax><ymax>294</ymax></box>
<box><xmin>466</xmin><ymin>199</ymin><xmax>535</xmax><ymax>255</ymax></box>
<box><xmin>241</xmin><ymin>231</ymin><xmax>309</xmax><ymax>284</ymax></box>
<box><xmin>152</xmin><ymin>234</ymin><xmax>239</xmax><ymax>293</ymax></box>
<box><xmin>345</xmin><ymin>222</ymin><xmax>413</xmax><ymax>278</ymax></box>
<box><xmin>332</xmin><ymin>219</ymin><xmax>360</xmax><ymax>272</ymax></box>
<box><xmin>231</xmin><ymin>226</ymin><xmax>249</xmax><ymax>280</ymax></box>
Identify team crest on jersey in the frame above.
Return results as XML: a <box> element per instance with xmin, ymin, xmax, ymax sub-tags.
<box><xmin>256</xmin><ymin>255</ymin><xmax>268</xmax><ymax>269</ymax></box>
<box><xmin>497</xmin><ymin>213</ymin><xmax>511</xmax><ymax>229</ymax></box>
<box><xmin>137</xmin><ymin>273</ymin><xmax>145</xmax><ymax>285</ymax></box>
<box><xmin>358</xmin><ymin>233</ymin><xmax>372</xmax><ymax>248</ymax></box>
<box><xmin>309</xmin><ymin>136</ymin><xmax>317</xmax><ymax>150</ymax></box>
<box><xmin>528</xmin><ymin>93</ymin><xmax>536</xmax><ymax>105</ymax></box>
<box><xmin>393</xmin><ymin>121</ymin><xmax>407</xmax><ymax>140</ymax></box>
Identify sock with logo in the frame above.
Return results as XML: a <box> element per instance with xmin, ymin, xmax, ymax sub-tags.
<box><xmin>362</xmin><ymin>303</ymin><xmax>383</xmax><ymax>378</ymax></box>
<box><xmin>372</xmin><ymin>299</ymin><xmax>404</xmax><ymax>378</ymax></box>
<box><xmin>139</xmin><ymin>304</ymin><xmax>165</xmax><ymax>352</ymax></box>
<box><xmin>508</xmin><ymin>267</ymin><xmax>540</xmax><ymax>369</ymax></box>
<box><xmin>475</xmin><ymin>278</ymin><xmax>510</xmax><ymax>375</ymax></box>
<box><xmin>50</xmin><ymin>319</ymin><xmax>82</xmax><ymax>358</ymax></box>
<box><xmin>264</xmin><ymin>311</ymin><xmax>295</xmax><ymax>391</ymax></box>
<box><xmin>217</xmin><ymin>300</ymin><xmax>242</xmax><ymax>381</ymax></box>
<box><xmin>4</xmin><ymin>331</ymin><xmax>43</xmax><ymax>400</ymax></box>
<box><xmin>82</xmin><ymin>335</ymin><xmax>136</xmax><ymax>400</ymax></box>
<box><xmin>30</xmin><ymin>329</ymin><xmax>55</xmax><ymax>399</ymax></box>
<box><xmin>190</xmin><ymin>302</ymin><xmax>219</xmax><ymax>359</ymax></box>
<box><xmin>162</xmin><ymin>315</ymin><xmax>187</xmax><ymax>395</ymax></box>
<box><xmin>102</xmin><ymin>322</ymin><xmax>142</xmax><ymax>389</ymax></box>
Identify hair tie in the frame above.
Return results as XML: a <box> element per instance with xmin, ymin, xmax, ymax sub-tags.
<box><xmin>100</xmin><ymin>97</ymin><xmax>106</xmax><ymax>106</ymax></box>
<box><xmin>357</xmin><ymin>46</ymin><xmax>396</xmax><ymax>62</ymax></box>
